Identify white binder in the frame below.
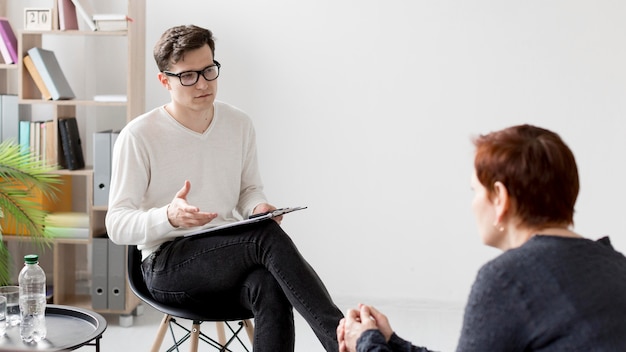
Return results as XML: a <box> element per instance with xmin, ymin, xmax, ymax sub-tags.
<box><xmin>93</xmin><ymin>130</ymin><xmax>112</xmax><ymax>207</ymax></box>
<box><xmin>91</xmin><ymin>237</ymin><xmax>109</xmax><ymax>310</ymax></box>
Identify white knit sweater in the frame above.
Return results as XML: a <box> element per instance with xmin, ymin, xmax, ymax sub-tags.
<box><xmin>105</xmin><ymin>101</ymin><xmax>267</xmax><ymax>259</ymax></box>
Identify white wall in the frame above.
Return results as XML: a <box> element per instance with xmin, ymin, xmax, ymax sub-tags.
<box><xmin>143</xmin><ymin>0</ymin><xmax>626</xmax><ymax>305</ymax></box>
<box><xmin>8</xmin><ymin>0</ymin><xmax>626</xmax><ymax>306</ymax></box>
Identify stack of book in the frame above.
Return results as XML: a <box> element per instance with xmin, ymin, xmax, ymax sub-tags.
<box><xmin>45</xmin><ymin>211</ymin><xmax>89</xmax><ymax>239</ymax></box>
<box><xmin>18</xmin><ymin>120</ymin><xmax>56</xmax><ymax>166</ymax></box>
<box><xmin>0</xmin><ymin>176</ymin><xmax>73</xmax><ymax>236</ymax></box>
<box><xmin>23</xmin><ymin>47</ymin><xmax>75</xmax><ymax>101</ymax></box>
<box><xmin>0</xmin><ymin>17</ymin><xmax>18</xmax><ymax>64</ymax></box>
<box><xmin>17</xmin><ymin>117</ymin><xmax>85</xmax><ymax>170</ymax></box>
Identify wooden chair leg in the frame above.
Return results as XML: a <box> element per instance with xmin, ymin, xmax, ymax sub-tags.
<box><xmin>189</xmin><ymin>321</ymin><xmax>200</xmax><ymax>352</ymax></box>
<box><xmin>243</xmin><ymin>319</ymin><xmax>254</xmax><ymax>345</ymax></box>
<box><xmin>151</xmin><ymin>314</ymin><xmax>171</xmax><ymax>352</ymax></box>
<box><xmin>216</xmin><ymin>321</ymin><xmax>226</xmax><ymax>345</ymax></box>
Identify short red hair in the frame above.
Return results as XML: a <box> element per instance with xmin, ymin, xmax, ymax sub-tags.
<box><xmin>473</xmin><ymin>124</ymin><xmax>579</xmax><ymax>228</ymax></box>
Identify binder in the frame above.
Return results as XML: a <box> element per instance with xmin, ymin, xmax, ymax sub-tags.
<box><xmin>91</xmin><ymin>237</ymin><xmax>109</xmax><ymax>310</ymax></box>
<box><xmin>1</xmin><ymin>95</ymin><xmax>30</xmax><ymax>143</ymax></box>
<box><xmin>58</xmin><ymin>117</ymin><xmax>85</xmax><ymax>170</ymax></box>
<box><xmin>93</xmin><ymin>131</ymin><xmax>112</xmax><ymax>206</ymax></box>
<box><xmin>107</xmin><ymin>240</ymin><xmax>126</xmax><ymax>310</ymax></box>
<box><xmin>27</xmin><ymin>47</ymin><xmax>75</xmax><ymax>100</ymax></box>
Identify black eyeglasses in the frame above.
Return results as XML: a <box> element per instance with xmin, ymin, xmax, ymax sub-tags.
<box><xmin>163</xmin><ymin>61</ymin><xmax>221</xmax><ymax>86</ymax></box>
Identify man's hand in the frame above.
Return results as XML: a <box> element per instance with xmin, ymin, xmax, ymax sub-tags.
<box><xmin>167</xmin><ymin>180</ymin><xmax>217</xmax><ymax>228</ymax></box>
<box><xmin>252</xmin><ymin>203</ymin><xmax>283</xmax><ymax>224</ymax></box>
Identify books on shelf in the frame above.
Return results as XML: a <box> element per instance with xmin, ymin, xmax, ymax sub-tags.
<box><xmin>58</xmin><ymin>117</ymin><xmax>85</xmax><ymax>170</ymax></box>
<box><xmin>70</xmin><ymin>0</ymin><xmax>97</xmax><ymax>31</ymax></box>
<box><xmin>27</xmin><ymin>47</ymin><xmax>75</xmax><ymax>101</ymax></box>
<box><xmin>0</xmin><ymin>17</ymin><xmax>18</xmax><ymax>64</ymax></box>
<box><xmin>45</xmin><ymin>211</ymin><xmax>89</xmax><ymax>239</ymax></box>
<box><xmin>0</xmin><ymin>176</ymin><xmax>73</xmax><ymax>235</ymax></box>
<box><xmin>20</xmin><ymin>120</ymin><xmax>56</xmax><ymax>165</ymax></box>
<box><xmin>46</xmin><ymin>211</ymin><xmax>89</xmax><ymax>227</ymax></box>
<box><xmin>47</xmin><ymin>226</ymin><xmax>89</xmax><ymax>239</ymax></box>
<box><xmin>58</xmin><ymin>0</ymin><xmax>79</xmax><ymax>31</ymax></box>
<box><xmin>23</xmin><ymin>55</ymin><xmax>53</xmax><ymax>100</ymax></box>
<box><xmin>93</xmin><ymin>14</ymin><xmax>132</xmax><ymax>31</ymax></box>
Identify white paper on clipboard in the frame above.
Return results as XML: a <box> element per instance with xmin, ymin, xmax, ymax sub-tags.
<box><xmin>184</xmin><ymin>206</ymin><xmax>307</xmax><ymax>237</ymax></box>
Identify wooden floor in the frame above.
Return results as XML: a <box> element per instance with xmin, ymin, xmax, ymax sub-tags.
<box><xmin>75</xmin><ymin>297</ymin><xmax>464</xmax><ymax>352</ymax></box>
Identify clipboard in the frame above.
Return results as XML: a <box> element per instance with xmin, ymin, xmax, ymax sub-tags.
<box><xmin>184</xmin><ymin>206</ymin><xmax>307</xmax><ymax>237</ymax></box>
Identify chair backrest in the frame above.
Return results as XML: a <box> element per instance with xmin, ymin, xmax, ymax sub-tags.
<box><xmin>127</xmin><ymin>245</ymin><xmax>152</xmax><ymax>302</ymax></box>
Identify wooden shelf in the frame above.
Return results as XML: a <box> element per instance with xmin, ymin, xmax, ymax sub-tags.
<box><xmin>2</xmin><ymin>0</ymin><xmax>146</xmax><ymax>317</ymax></box>
<box><xmin>18</xmin><ymin>99</ymin><xmax>127</xmax><ymax>106</ymax></box>
<box><xmin>22</xmin><ymin>30</ymin><xmax>127</xmax><ymax>37</ymax></box>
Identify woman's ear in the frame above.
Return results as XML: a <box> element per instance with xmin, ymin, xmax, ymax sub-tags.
<box><xmin>492</xmin><ymin>181</ymin><xmax>510</xmax><ymax>224</ymax></box>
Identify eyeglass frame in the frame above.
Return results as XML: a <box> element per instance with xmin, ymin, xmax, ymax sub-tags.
<box><xmin>162</xmin><ymin>61</ymin><xmax>221</xmax><ymax>86</ymax></box>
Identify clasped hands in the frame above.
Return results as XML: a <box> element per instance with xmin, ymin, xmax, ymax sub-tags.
<box><xmin>337</xmin><ymin>304</ymin><xmax>394</xmax><ymax>352</ymax></box>
<box><xmin>167</xmin><ymin>180</ymin><xmax>281</xmax><ymax>228</ymax></box>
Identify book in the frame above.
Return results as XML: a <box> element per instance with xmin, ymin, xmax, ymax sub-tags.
<box><xmin>93</xmin><ymin>14</ymin><xmax>131</xmax><ymax>31</ymax></box>
<box><xmin>33</xmin><ymin>121</ymin><xmax>41</xmax><ymax>161</ymax></box>
<box><xmin>0</xmin><ymin>18</ymin><xmax>18</xmax><ymax>64</ymax></box>
<box><xmin>40</xmin><ymin>121</ymin><xmax>47</xmax><ymax>163</ymax></box>
<box><xmin>70</xmin><ymin>0</ymin><xmax>97</xmax><ymax>31</ymax></box>
<box><xmin>58</xmin><ymin>0</ymin><xmax>79</xmax><ymax>31</ymax></box>
<box><xmin>19</xmin><ymin>120</ymin><xmax>30</xmax><ymax>154</ymax></box>
<box><xmin>58</xmin><ymin>117</ymin><xmax>85</xmax><ymax>170</ymax></box>
<box><xmin>45</xmin><ymin>211</ymin><xmax>89</xmax><ymax>227</ymax></box>
<box><xmin>23</xmin><ymin>55</ymin><xmax>53</xmax><ymax>100</ymax></box>
<box><xmin>27</xmin><ymin>47</ymin><xmax>75</xmax><ymax>100</ymax></box>
<box><xmin>46</xmin><ymin>226</ymin><xmax>89</xmax><ymax>239</ymax></box>
<box><xmin>29</xmin><ymin>121</ymin><xmax>37</xmax><ymax>156</ymax></box>
<box><xmin>43</xmin><ymin>120</ymin><xmax>56</xmax><ymax>166</ymax></box>
<box><xmin>0</xmin><ymin>32</ymin><xmax>11</xmax><ymax>64</ymax></box>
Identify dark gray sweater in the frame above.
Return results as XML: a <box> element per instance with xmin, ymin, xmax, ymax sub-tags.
<box><xmin>357</xmin><ymin>236</ymin><xmax>626</xmax><ymax>351</ymax></box>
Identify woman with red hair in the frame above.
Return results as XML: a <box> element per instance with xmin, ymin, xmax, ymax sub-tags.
<box><xmin>338</xmin><ymin>124</ymin><xmax>626</xmax><ymax>351</ymax></box>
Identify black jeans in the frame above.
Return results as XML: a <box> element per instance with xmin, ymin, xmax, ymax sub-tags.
<box><xmin>141</xmin><ymin>220</ymin><xmax>343</xmax><ymax>351</ymax></box>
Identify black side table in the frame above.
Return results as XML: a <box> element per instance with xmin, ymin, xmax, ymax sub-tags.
<box><xmin>0</xmin><ymin>304</ymin><xmax>107</xmax><ymax>351</ymax></box>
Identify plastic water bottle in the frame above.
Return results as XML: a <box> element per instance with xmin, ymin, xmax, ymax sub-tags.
<box><xmin>18</xmin><ymin>254</ymin><xmax>47</xmax><ymax>343</ymax></box>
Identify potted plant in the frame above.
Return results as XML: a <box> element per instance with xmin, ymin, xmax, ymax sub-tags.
<box><xmin>0</xmin><ymin>141</ymin><xmax>61</xmax><ymax>285</ymax></box>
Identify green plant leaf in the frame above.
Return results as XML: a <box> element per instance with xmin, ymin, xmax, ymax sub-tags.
<box><xmin>0</xmin><ymin>141</ymin><xmax>61</xmax><ymax>285</ymax></box>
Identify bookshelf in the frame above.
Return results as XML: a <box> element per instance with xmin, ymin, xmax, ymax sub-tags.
<box><xmin>0</xmin><ymin>0</ymin><xmax>16</xmax><ymax>95</ymax></box>
<box><xmin>2</xmin><ymin>0</ymin><xmax>145</xmax><ymax>319</ymax></box>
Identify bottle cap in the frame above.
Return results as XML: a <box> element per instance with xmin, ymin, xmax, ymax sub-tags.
<box><xmin>24</xmin><ymin>254</ymin><xmax>39</xmax><ymax>264</ymax></box>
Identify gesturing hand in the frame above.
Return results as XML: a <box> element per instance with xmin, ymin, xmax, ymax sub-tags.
<box><xmin>167</xmin><ymin>180</ymin><xmax>217</xmax><ymax>228</ymax></box>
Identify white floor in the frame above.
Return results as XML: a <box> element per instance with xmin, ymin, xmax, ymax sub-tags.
<box><xmin>76</xmin><ymin>298</ymin><xmax>465</xmax><ymax>352</ymax></box>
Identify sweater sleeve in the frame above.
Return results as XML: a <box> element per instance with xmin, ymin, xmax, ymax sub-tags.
<box><xmin>455</xmin><ymin>261</ymin><xmax>529</xmax><ymax>352</ymax></box>
<box><xmin>357</xmin><ymin>331</ymin><xmax>434</xmax><ymax>352</ymax></box>
<box><xmin>105</xmin><ymin>124</ymin><xmax>178</xmax><ymax>247</ymax></box>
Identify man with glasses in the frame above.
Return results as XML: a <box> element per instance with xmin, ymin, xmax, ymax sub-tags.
<box><xmin>105</xmin><ymin>25</ymin><xmax>343</xmax><ymax>351</ymax></box>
